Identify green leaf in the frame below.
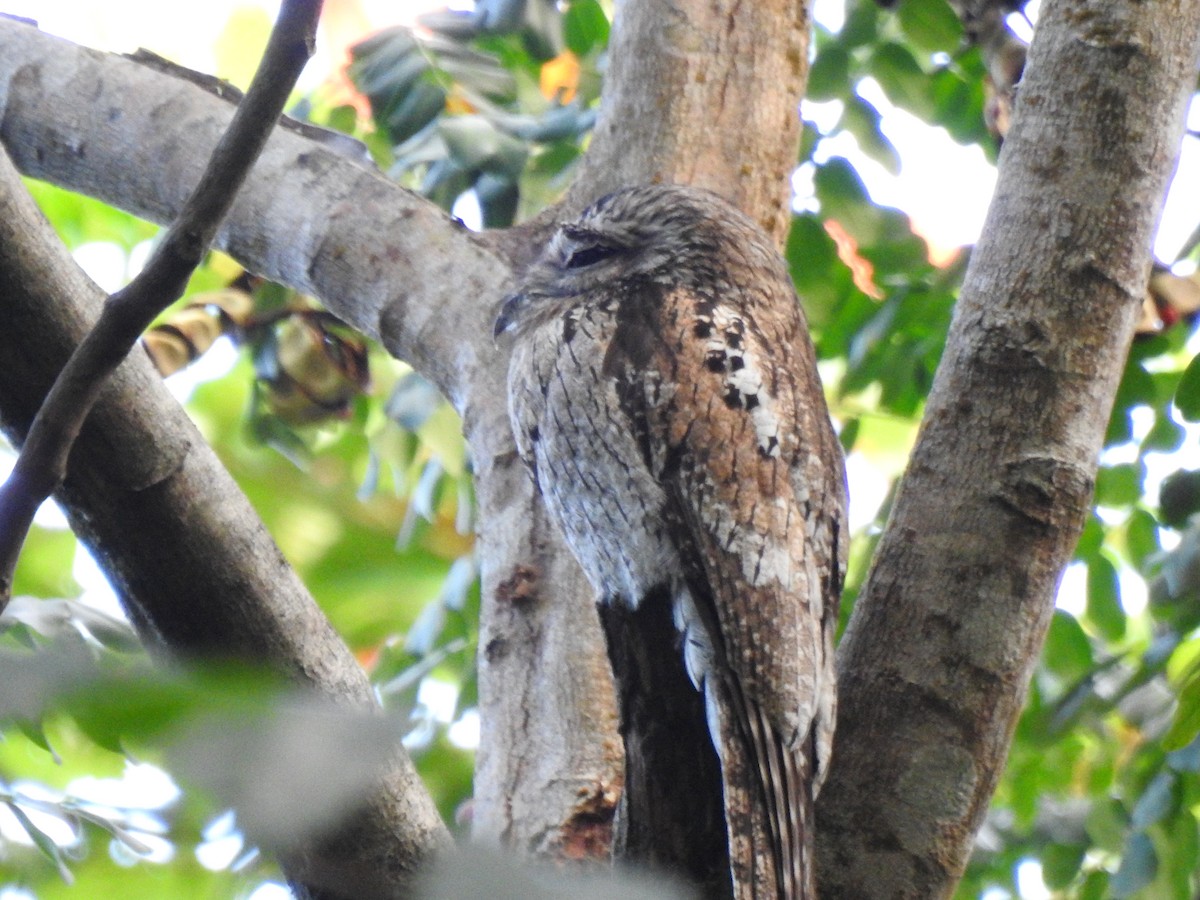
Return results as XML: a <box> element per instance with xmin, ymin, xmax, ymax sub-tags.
<box><xmin>1094</xmin><ymin>463</ymin><xmax>1142</xmax><ymax>508</ymax></box>
<box><xmin>1079</xmin><ymin>870</ymin><xmax>1109</xmax><ymax>900</ymax></box>
<box><xmin>1045</xmin><ymin>611</ymin><xmax>1093</xmax><ymax>682</ymax></box>
<box><xmin>1174</xmin><ymin>353</ymin><xmax>1200</xmax><ymax>421</ymax></box>
<box><xmin>11</xmin><ymin>526</ymin><xmax>79</xmax><ymax>599</ymax></box>
<box><xmin>6</xmin><ymin>799</ymin><xmax>74</xmax><ymax>883</ymax></box>
<box><xmin>562</xmin><ymin>0</ymin><xmax>609</xmax><ymax>56</ymax></box>
<box><xmin>787</xmin><ymin>214</ymin><xmax>841</xmax><ymax>321</ymax></box>
<box><xmin>896</xmin><ymin>0</ymin><xmax>963</xmax><ymax>55</ymax></box>
<box><xmin>842</xmin><ymin>96</ymin><xmax>901</xmax><ymax>174</ymax></box>
<box><xmin>1164</xmin><ymin>673</ymin><xmax>1200</xmax><ymax>750</ymax></box>
<box><xmin>868</xmin><ymin>42</ymin><xmax>933</xmax><ymax>118</ymax></box>
<box><xmin>1086</xmin><ymin>554</ymin><xmax>1125</xmax><ymax>641</ymax></box>
<box><xmin>1085</xmin><ymin>797</ymin><xmax>1128</xmax><ymax>854</ymax></box>
<box><xmin>1074</xmin><ymin>515</ymin><xmax>1104</xmax><ymax>560</ymax></box>
<box><xmin>841</xmin><ymin>0</ymin><xmax>879</xmax><ymax>47</ymax></box>
<box><xmin>808</xmin><ymin>45</ymin><xmax>850</xmax><ymax>102</ymax></box>
<box><xmin>1041</xmin><ymin>842</ymin><xmax>1086</xmax><ymax>890</ymax></box>
<box><xmin>1123</xmin><ymin>508</ymin><xmax>1160</xmax><ymax>570</ymax></box>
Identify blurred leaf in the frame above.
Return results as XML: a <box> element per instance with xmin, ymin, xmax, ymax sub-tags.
<box><xmin>11</xmin><ymin>526</ymin><xmax>79</xmax><ymax>599</ymax></box>
<box><xmin>1164</xmin><ymin>673</ymin><xmax>1200</xmax><ymax>750</ymax></box>
<box><xmin>1041</xmin><ymin>841</ymin><xmax>1086</xmax><ymax>890</ymax></box>
<box><xmin>417</xmin><ymin>845</ymin><xmax>690</xmax><ymax>900</ymax></box>
<box><xmin>4</xmin><ymin>799</ymin><xmax>74</xmax><ymax>883</ymax></box>
<box><xmin>1045</xmin><ymin>611</ymin><xmax>1093</xmax><ymax>682</ymax></box>
<box><xmin>1085</xmin><ymin>797</ymin><xmax>1128</xmax><ymax>854</ymax></box>
<box><xmin>842</xmin><ymin>95</ymin><xmax>901</xmax><ymax>174</ymax></box>
<box><xmin>1086</xmin><ymin>555</ymin><xmax>1125</xmax><ymax>641</ymax></box>
<box><xmin>841</xmin><ymin>0</ymin><xmax>879</xmax><ymax>47</ymax></box>
<box><xmin>167</xmin><ymin>700</ymin><xmax>402</xmax><ymax>852</ymax></box>
<box><xmin>1130</xmin><ymin>772</ymin><xmax>1176</xmax><ymax>829</ymax></box>
<box><xmin>562</xmin><ymin>0</ymin><xmax>609</xmax><ymax>56</ymax></box>
<box><xmin>1095</xmin><ymin>463</ymin><xmax>1142</xmax><ymax>508</ymax></box>
<box><xmin>1173</xmin><ymin>353</ymin><xmax>1200</xmax><ymax>421</ymax></box>
<box><xmin>808</xmin><ymin>45</ymin><xmax>850</xmax><ymax>102</ymax></box>
<box><xmin>896</xmin><ymin>0</ymin><xmax>963</xmax><ymax>55</ymax></box>
<box><xmin>1122</xmin><ymin>509</ymin><xmax>1159</xmax><ymax>570</ymax></box>
<box><xmin>388</xmin><ymin>371</ymin><xmax>444</xmax><ymax>430</ymax></box>
<box><xmin>2</xmin><ymin>597</ymin><xmax>140</xmax><ymax>653</ymax></box>
<box><xmin>868</xmin><ymin>42</ymin><xmax>933</xmax><ymax>118</ymax></box>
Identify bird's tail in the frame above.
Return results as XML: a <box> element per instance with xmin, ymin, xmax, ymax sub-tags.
<box><xmin>715</xmin><ymin>674</ymin><xmax>815</xmax><ymax>900</ymax></box>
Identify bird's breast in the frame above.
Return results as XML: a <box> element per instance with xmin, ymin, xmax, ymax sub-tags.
<box><xmin>507</xmin><ymin>305</ymin><xmax>680</xmax><ymax>610</ymax></box>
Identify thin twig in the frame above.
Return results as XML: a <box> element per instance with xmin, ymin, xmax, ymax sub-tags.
<box><xmin>0</xmin><ymin>0</ymin><xmax>324</xmax><ymax>608</ymax></box>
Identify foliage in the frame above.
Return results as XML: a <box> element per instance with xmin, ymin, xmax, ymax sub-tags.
<box><xmin>6</xmin><ymin>0</ymin><xmax>1200</xmax><ymax>897</ymax></box>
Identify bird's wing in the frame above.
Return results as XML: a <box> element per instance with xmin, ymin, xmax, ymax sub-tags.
<box><xmin>606</xmin><ymin>282</ymin><xmax>845</xmax><ymax>898</ymax></box>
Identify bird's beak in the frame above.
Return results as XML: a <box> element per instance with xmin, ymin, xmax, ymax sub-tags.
<box><xmin>493</xmin><ymin>292</ymin><xmax>524</xmax><ymax>341</ymax></box>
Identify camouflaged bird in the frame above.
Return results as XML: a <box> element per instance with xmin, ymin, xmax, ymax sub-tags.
<box><xmin>496</xmin><ymin>184</ymin><xmax>847</xmax><ymax>899</ymax></box>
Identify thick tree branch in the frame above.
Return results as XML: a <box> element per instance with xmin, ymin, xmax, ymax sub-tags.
<box><xmin>0</xmin><ymin>0</ymin><xmax>322</xmax><ymax>606</ymax></box>
<box><xmin>0</xmin><ymin>17</ymin><xmax>505</xmax><ymax>411</ymax></box>
<box><xmin>816</xmin><ymin>1</ymin><xmax>1200</xmax><ymax>896</ymax></box>
<box><xmin>569</xmin><ymin>0</ymin><xmax>810</xmax><ymax>244</ymax></box>
<box><xmin>0</xmin><ymin>141</ymin><xmax>450</xmax><ymax>898</ymax></box>
<box><xmin>0</xmin><ymin>14</ymin><xmax>622</xmax><ymax>863</ymax></box>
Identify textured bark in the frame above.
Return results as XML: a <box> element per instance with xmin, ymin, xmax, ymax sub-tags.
<box><xmin>0</xmin><ymin>144</ymin><xmax>450</xmax><ymax>898</ymax></box>
<box><xmin>0</xmin><ymin>15</ymin><xmax>622</xmax><ymax>867</ymax></box>
<box><xmin>816</xmin><ymin>1</ymin><xmax>1200</xmax><ymax>896</ymax></box>
<box><xmin>569</xmin><ymin>0</ymin><xmax>811</xmax><ymax>245</ymax></box>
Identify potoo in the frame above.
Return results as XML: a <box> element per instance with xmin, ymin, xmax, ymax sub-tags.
<box><xmin>495</xmin><ymin>184</ymin><xmax>847</xmax><ymax>899</ymax></box>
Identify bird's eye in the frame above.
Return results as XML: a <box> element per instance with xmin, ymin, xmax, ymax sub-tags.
<box><xmin>564</xmin><ymin>243</ymin><xmax>618</xmax><ymax>269</ymax></box>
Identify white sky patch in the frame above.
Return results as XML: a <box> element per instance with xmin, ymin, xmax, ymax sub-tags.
<box><xmin>812</xmin><ymin>0</ymin><xmax>847</xmax><ymax>32</ymax></box>
<box><xmin>248</xmin><ymin>884</ymin><xmax>294</xmax><ymax>900</ymax></box>
<box><xmin>448</xmin><ymin>708</ymin><xmax>480</xmax><ymax>749</ymax></box>
<box><xmin>1156</xmin><ymin>134</ymin><xmax>1200</xmax><ymax>262</ymax></box>
<box><xmin>844</xmin><ymin>451</ymin><xmax>891</xmax><ymax>533</ymax></box>
<box><xmin>852</xmin><ymin>79</ymin><xmax>998</xmax><ymax>250</ymax></box>
<box><xmin>1056</xmin><ymin>561</ymin><xmax>1086</xmax><ymax>617</ymax></box>
<box><xmin>71</xmin><ymin>761</ymin><xmax>181</xmax><ymax>810</ymax></box>
<box><xmin>1120</xmin><ymin>566</ymin><xmax>1148</xmax><ymax>617</ymax></box>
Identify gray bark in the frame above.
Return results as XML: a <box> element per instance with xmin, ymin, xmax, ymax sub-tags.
<box><xmin>0</xmin><ymin>14</ymin><xmax>622</xmax><ymax>869</ymax></box>
<box><xmin>816</xmin><ymin>0</ymin><xmax>1200</xmax><ymax>896</ymax></box>
<box><xmin>0</xmin><ymin>142</ymin><xmax>451</xmax><ymax>897</ymax></box>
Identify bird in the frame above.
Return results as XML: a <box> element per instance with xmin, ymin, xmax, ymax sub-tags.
<box><xmin>495</xmin><ymin>184</ymin><xmax>847</xmax><ymax>899</ymax></box>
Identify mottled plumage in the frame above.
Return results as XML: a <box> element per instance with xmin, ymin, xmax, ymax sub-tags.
<box><xmin>496</xmin><ymin>184</ymin><xmax>847</xmax><ymax>898</ymax></box>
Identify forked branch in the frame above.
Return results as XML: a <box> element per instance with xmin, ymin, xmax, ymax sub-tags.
<box><xmin>0</xmin><ymin>0</ymin><xmax>324</xmax><ymax>607</ymax></box>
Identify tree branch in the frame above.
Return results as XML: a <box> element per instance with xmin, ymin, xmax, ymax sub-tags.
<box><xmin>0</xmin><ymin>13</ymin><xmax>623</xmax><ymax>864</ymax></box>
<box><xmin>816</xmin><ymin>0</ymin><xmax>1200</xmax><ymax>895</ymax></box>
<box><xmin>0</xmin><ymin>0</ymin><xmax>322</xmax><ymax>607</ymax></box>
<box><xmin>0</xmin><ymin>139</ymin><xmax>450</xmax><ymax>899</ymax></box>
<box><xmin>0</xmin><ymin>17</ymin><xmax>508</xmax><ymax>411</ymax></box>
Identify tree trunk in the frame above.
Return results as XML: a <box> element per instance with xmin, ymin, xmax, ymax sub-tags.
<box><xmin>816</xmin><ymin>1</ymin><xmax>1200</xmax><ymax>896</ymax></box>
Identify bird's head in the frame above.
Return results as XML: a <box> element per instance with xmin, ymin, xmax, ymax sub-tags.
<box><xmin>494</xmin><ymin>184</ymin><xmax>774</xmax><ymax>340</ymax></box>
